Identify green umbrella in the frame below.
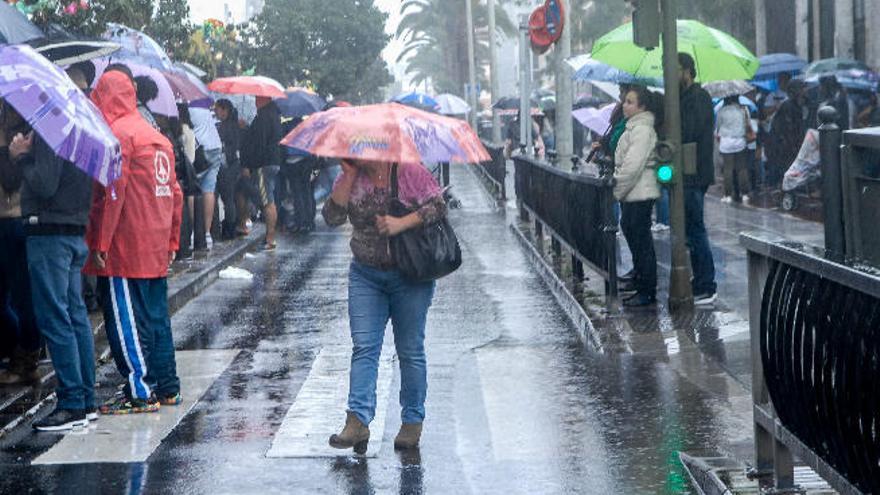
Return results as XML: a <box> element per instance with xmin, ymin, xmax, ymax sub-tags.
<box><xmin>591</xmin><ymin>19</ymin><xmax>759</xmax><ymax>83</ymax></box>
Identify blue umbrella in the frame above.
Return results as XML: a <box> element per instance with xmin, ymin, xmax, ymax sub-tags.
<box><xmin>0</xmin><ymin>1</ymin><xmax>43</xmax><ymax>45</ymax></box>
<box><xmin>567</xmin><ymin>53</ymin><xmax>663</xmax><ymax>86</ymax></box>
<box><xmin>753</xmin><ymin>53</ymin><xmax>807</xmax><ymax>78</ymax></box>
<box><xmin>713</xmin><ymin>96</ymin><xmax>758</xmax><ymax>114</ymax></box>
<box><xmin>102</xmin><ymin>23</ymin><xmax>174</xmax><ymax>71</ymax></box>
<box><xmin>275</xmin><ymin>88</ymin><xmax>327</xmax><ymax>118</ymax></box>
<box><xmin>392</xmin><ymin>91</ymin><xmax>439</xmax><ymax>111</ymax></box>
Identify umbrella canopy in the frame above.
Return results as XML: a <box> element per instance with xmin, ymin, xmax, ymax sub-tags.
<box><xmin>0</xmin><ymin>1</ymin><xmax>43</xmax><ymax>44</ymax></box>
<box><xmin>802</xmin><ymin>70</ymin><xmax>880</xmax><ymax>92</ymax></box>
<box><xmin>91</xmin><ymin>58</ymin><xmax>178</xmax><ymax>117</ymax></box>
<box><xmin>703</xmin><ymin>80</ymin><xmax>755</xmax><ymax>99</ymax></box>
<box><xmin>0</xmin><ymin>44</ymin><xmax>121</xmax><ymax>185</ymax></box>
<box><xmin>281</xmin><ymin>102</ymin><xmax>490</xmax><ymax>164</ymax></box>
<box><xmin>208</xmin><ymin>76</ymin><xmax>286</xmax><ymax>98</ymax></box>
<box><xmin>572</xmin><ymin>103</ymin><xmax>616</xmax><ymax>135</ymax></box>
<box><xmin>492</xmin><ymin>96</ymin><xmax>542</xmax><ymax>116</ymax></box>
<box><xmin>803</xmin><ymin>58</ymin><xmax>870</xmax><ymax>77</ymax></box>
<box><xmin>392</xmin><ymin>91</ymin><xmax>440</xmax><ymax>112</ymax></box>
<box><xmin>177</xmin><ymin>61</ymin><xmax>207</xmax><ymax>79</ymax></box>
<box><xmin>161</xmin><ymin>70</ymin><xmax>212</xmax><ymax>104</ymax></box>
<box><xmin>567</xmin><ymin>53</ymin><xmax>664</xmax><ymax>86</ymax></box>
<box><xmin>435</xmin><ymin>93</ymin><xmax>470</xmax><ymax>115</ymax></box>
<box><xmin>276</xmin><ymin>88</ymin><xmax>326</xmax><ymax>118</ymax></box>
<box><xmin>102</xmin><ymin>23</ymin><xmax>174</xmax><ymax>71</ymax></box>
<box><xmin>754</xmin><ymin>53</ymin><xmax>807</xmax><ymax>78</ymax></box>
<box><xmin>713</xmin><ymin>96</ymin><xmax>757</xmax><ymax>114</ymax></box>
<box><xmin>31</xmin><ymin>22</ymin><xmax>120</xmax><ymax>66</ymax></box>
<box><xmin>591</xmin><ymin>19</ymin><xmax>759</xmax><ymax>83</ymax></box>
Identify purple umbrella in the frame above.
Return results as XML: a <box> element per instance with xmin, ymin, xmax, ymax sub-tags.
<box><xmin>573</xmin><ymin>103</ymin><xmax>616</xmax><ymax>135</ymax></box>
<box><xmin>91</xmin><ymin>58</ymin><xmax>178</xmax><ymax>117</ymax></box>
<box><xmin>0</xmin><ymin>44</ymin><xmax>121</xmax><ymax>186</ymax></box>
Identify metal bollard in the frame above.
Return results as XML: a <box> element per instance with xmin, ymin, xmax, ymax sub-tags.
<box><xmin>818</xmin><ymin>106</ymin><xmax>845</xmax><ymax>262</ymax></box>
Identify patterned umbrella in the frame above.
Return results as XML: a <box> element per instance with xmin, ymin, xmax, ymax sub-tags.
<box><xmin>702</xmin><ymin>80</ymin><xmax>755</xmax><ymax>99</ymax></box>
<box><xmin>102</xmin><ymin>23</ymin><xmax>174</xmax><ymax>71</ymax></box>
<box><xmin>567</xmin><ymin>53</ymin><xmax>663</xmax><ymax>86</ymax></box>
<box><xmin>281</xmin><ymin>103</ymin><xmax>490</xmax><ymax>164</ymax></box>
<box><xmin>0</xmin><ymin>44</ymin><xmax>121</xmax><ymax>185</ymax></box>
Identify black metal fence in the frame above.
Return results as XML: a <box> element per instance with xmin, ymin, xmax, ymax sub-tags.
<box><xmin>744</xmin><ymin>233</ymin><xmax>879</xmax><ymax>495</ymax></box>
<box><xmin>477</xmin><ymin>142</ymin><xmax>507</xmax><ymax>200</ymax></box>
<box><xmin>514</xmin><ymin>155</ymin><xmax>618</xmax><ymax>309</ymax></box>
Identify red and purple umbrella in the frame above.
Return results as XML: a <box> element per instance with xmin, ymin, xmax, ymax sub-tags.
<box><xmin>280</xmin><ymin>102</ymin><xmax>490</xmax><ymax>164</ymax></box>
<box><xmin>0</xmin><ymin>44</ymin><xmax>121</xmax><ymax>185</ymax></box>
<box><xmin>91</xmin><ymin>58</ymin><xmax>178</xmax><ymax>117</ymax></box>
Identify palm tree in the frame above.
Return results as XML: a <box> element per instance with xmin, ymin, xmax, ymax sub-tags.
<box><xmin>396</xmin><ymin>0</ymin><xmax>516</xmax><ymax>95</ymax></box>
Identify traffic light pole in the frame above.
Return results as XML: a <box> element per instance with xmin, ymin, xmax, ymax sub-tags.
<box><xmin>465</xmin><ymin>0</ymin><xmax>478</xmax><ymax>130</ymax></box>
<box><xmin>660</xmin><ymin>0</ymin><xmax>694</xmax><ymax>310</ymax></box>
<box><xmin>488</xmin><ymin>0</ymin><xmax>502</xmax><ymax>143</ymax></box>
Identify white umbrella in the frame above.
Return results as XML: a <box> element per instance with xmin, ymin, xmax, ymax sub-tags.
<box><xmin>703</xmin><ymin>80</ymin><xmax>755</xmax><ymax>99</ymax></box>
<box><xmin>436</xmin><ymin>93</ymin><xmax>470</xmax><ymax>115</ymax></box>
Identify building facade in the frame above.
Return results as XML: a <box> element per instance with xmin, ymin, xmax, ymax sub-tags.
<box><xmin>755</xmin><ymin>0</ymin><xmax>880</xmax><ymax>69</ymax></box>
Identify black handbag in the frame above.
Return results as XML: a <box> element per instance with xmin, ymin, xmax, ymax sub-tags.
<box><xmin>389</xmin><ymin>164</ymin><xmax>462</xmax><ymax>282</ymax></box>
<box><xmin>192</xmin><ymin>145</ymin><xmax>211</xmax><ymax>174</ymax></box>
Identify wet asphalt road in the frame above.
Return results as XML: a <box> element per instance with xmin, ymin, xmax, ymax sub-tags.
<box><xmin>0</xmin><ymin>166</ymin><xmax>755</xmax><ymax>494</ymax></box>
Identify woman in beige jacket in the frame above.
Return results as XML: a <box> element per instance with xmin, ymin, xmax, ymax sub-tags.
<box><xmin>614</xmin><ymin>86</ymin><xmax>662</xmax><ymax>307</ymax></box>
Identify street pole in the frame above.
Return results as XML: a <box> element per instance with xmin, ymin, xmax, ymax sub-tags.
<box><xmin>661</xmin><ymin>0</ymin><xmax>693</xmax><ymax>310</ymax></box>
<box><xmin>465</xmin><ymin>0</ymin><xmax>478</xmax><ymax>130</ymax></box>
<box><xmin>488</xmin><ymin>0</ymin><xmax>501</xmax><ymax>143</ymax></box>
<box><xmin>519</xmin><ymin>14</ymin><xmax>532</xmax><ymax>154</ymax></box>
<box><xmin>555</xmin><ymin>1</ymin><xmax>574</xmax><ymax>170</ymax></box>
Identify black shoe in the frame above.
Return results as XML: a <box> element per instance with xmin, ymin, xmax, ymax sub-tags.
<box><xmin>623</xmin><ymin>293</ymin><xmax>657</xmax><ymax>307</ymax></box>
<box><xmin>33</xmin><ymin>407</ymin><xmax>88</xmax><ymax>432</ymax></box>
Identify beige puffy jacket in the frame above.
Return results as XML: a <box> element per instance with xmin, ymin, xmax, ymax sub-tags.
<box><xmin>613</xmin><ymin>111</ymin><xmax>660</xmax><ymax>202</ymax></box>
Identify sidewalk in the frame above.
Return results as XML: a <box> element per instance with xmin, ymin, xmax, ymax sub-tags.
<box><xmin>0</xmin><ymin>227</ymin><xmax>264</xmax><ymax>436</ymax></box>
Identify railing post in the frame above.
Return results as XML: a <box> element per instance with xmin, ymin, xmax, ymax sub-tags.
<box><xmin>499</xmin><ymin>150</ymin><xmax>507</xmax><ymax>200</ymax></box>
<box><xmin>534</xmin><ymin>220</ymin><xmax>544</xmax><ymax>253</ymax></box>
<box><xmin>599</xmin><ymin>157</ymin><xmax>619</xmax><ymax>313</ymax></box>
<box><xmin>192</xmin><ymin>194</ymin><xmax>207</xmax><ymax>251</ymax></box>
<box><xmin>441</xmin><ymin>161</ymin><xmax>450</xmax><ymax>188</ymax></box>
<box><xmin>819</xmin><ymin>106</ymin><xmax>845</xmax><ymax>262</ymax></box>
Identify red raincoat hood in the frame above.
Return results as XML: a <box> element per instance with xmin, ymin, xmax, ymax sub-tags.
<box><xmin>91</xmin><ymin>71</ymin><xmax>137</xmax><ymax>125</ymax></box>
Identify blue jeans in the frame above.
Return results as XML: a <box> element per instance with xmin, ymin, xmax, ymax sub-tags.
<box><xmin>655</xmin><ymin>187</ymin><xmax>669</xmax><ymax>226</ymax></box>
<box><xmin>684</xmin><ymin>186</ymin><xmax>717</xmax><ymax>295</ymax></box>
<box><xmin>26</xmin><ymin>235</ymin><xmax>95</xmax><ymax>410</ymax></box>
<box><xmin>0</xmin><ymin>219</ymin><xmax>40</xmax><ymax>352</ymax></box>
<box><xmin>98</xmin><ymin>277</ymin><xmax>179</xmax><ymax>401</ymax></box>
<box><xmin>347</xmin><ymin>262</ymin><xmax>435</xmax><ymax>425</ymax></box>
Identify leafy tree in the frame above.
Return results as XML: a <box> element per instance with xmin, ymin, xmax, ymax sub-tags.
<box><xmin>245</xmin><ymin>0</ymin><xmax>392</xmax><ymax>103</ymax></box>
<box><xmin>396</xmin><ymin>0</ymin><xmax>517</xmax><ymax>94</ymax></box>
<box><xmin>26</xmin><ymin>0</ymin><xmax>154</xmax><ymax>36</ymax></box>
<box><xmin>146</xmin><ymin>0</ymin><xmax>192</xmax><ymax>60</ymax></box>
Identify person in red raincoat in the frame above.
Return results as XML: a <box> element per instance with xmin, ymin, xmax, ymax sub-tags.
<box><xmin>84</xmin><ymin>70</ymin><xmax>184</xmax><ymax>415</ymax></box>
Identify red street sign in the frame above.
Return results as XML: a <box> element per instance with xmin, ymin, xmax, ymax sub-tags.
<box><xmin>529</xmin><ymin>0</ymin><xmax>565</xmax><ymax>53</ymax></box>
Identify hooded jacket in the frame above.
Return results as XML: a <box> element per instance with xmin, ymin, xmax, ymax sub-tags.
<box><xmin>242</xmin><ymin>101</ymin><xmax>281</xmax><ymax>170</ymax></box>
<box><xmin>613</xmin><ymin>111</ymin><xmax>660</xmax><ymax>202</ymax></box>
<box><xmin>84</xmin><ymin>71</ymin><xmax>183</xmax><ymax>279</ymax></box>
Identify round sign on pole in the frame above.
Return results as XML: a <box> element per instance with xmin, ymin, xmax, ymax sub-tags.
<box><xmin>529</xmin><ymin>0</ymin><xmax>565</xmax><ymax>53</ymax></box>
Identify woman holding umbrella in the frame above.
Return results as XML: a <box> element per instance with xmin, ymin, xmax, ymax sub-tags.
<box><xmin>322</xmin><ymin>158</ymin><xmax>447</xmax><ymax>453</ymax></box>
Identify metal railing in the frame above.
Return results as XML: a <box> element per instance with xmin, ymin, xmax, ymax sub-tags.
<box><xmin>477</xmin><ymin>141</ymin><xmax>507</xmax><ymax>200</ymax></box>
<box><xmin>513</xmin><ymin>155</ymin><xmax>619</xmax><ymax>311</ymax></box>
<box><xmin>840</xmin><ymin>126</ymin><xmax>880</xmax><ymax>267</ymax></box>
<box><xmin>743</xmin><ymin>232</ymin><xmax>879</xmax><ymax>495</ymax></box>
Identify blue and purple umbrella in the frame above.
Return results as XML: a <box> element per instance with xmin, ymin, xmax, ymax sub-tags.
<box><xmin>102</xmin><ymin>23</ymin><xmax>174</xmax><ymax>71</ymax></box>
<box><xmin>0</xmin><ymin>44</ymin><xmax>121</xmax><ymax>186</ymax></box>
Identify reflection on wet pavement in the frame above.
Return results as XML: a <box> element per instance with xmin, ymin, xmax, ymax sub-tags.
<box><xmin>0</xmin><ymin>163</ymin><xmax>765</xmax><ymax>494</ymax></box>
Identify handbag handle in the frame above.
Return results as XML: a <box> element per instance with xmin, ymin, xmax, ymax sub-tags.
<box><xmin>390</xmin><ymin>163</ymin><xmax>399</xmax><ymax>201</ymax></box>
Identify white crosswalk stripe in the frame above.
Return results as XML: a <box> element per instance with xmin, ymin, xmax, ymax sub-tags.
<box><xmin>32</xmin><ymin>349</ymin><xmax>240</xmax><ymax>465</ymax></box>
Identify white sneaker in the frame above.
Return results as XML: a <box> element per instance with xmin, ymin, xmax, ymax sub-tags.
<box><xmin>694</xmin><ymin>292</ymin><xmax>717</xmax><ymax>305</ymax></box>
<box><xmin>651</xmin><ymin>223</ymin><xmax>670</xmax><ymax>233</ymax></box>
<box><xmin>741</xmin><ymin>194</ymin><xmax>750</xmax><ymax>204</ymax></box>
<box><xmin>721</xmin><ymin>196</ymin><xmax>733</xmax><ymax>204</ymax></box>
<box><xmin>206</xmin><ymin>233</ymin><xmax>213</xmax><ymax>250</ymax></box>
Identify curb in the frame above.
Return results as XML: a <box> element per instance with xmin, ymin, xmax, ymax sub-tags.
<box><xmin>509</xmin><ymin>222</ymin><xmax>604</xmax><ymax>352</ymax></box>
<box><xmin>0</xmin><ymin>228</ymin><xmax>264</xmax><ymax>437</ymax></box>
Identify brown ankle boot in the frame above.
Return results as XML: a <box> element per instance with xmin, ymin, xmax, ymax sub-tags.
<box><xmin>394</xmin><ymin>423</ymin><xmax>423</xmax><ymax>450</ymax></box>
<box><xmin>0</xmin><ymin>350</ymin><xmax>40</xmax><ymax>385</ymax></box>
<box><xmin>328</xmin><ymin>411</ymin><xmax>370</xmax><ymax>454</ymax></box>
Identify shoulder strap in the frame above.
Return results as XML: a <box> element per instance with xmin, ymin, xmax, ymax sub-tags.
<box><xmin>390</xmin><ymin>163</ymin><xmax>399</xmax><ymax>200</ymax></box>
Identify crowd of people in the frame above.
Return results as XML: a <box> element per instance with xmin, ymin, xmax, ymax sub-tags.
<box><xmin>0</xmin><ymin>61</ymin><xmax>325</xmax><ymax>431</ymax></box>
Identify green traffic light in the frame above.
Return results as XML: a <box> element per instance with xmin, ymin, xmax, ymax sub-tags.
<box><xmin>657</xmin><ymin>163</ymin><xmax>674</xmax><ymax>183</ymax></box>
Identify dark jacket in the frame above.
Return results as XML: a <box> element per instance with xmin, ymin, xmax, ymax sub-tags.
<box><xmin>680</xmin><ymin>83</ymin><xmax>716</xmax><ymax>188</ymax></box>
<box><xmin>19</xmin><ymin>135</ymin><xmax>92</xmax><ymax>229</ymax></box>
<box><xmin>217</xmin><ymin>109</ymin><xmax>241</xmax><ymax>170</ymax></box>
<box><xmin>242</xmin><ymin>102</ymin><xmax>281</xmax><ymax>170</ymax></box>
<box><xmin>769</xmin><ymin>97</ymin><xmax>808</xmax><ymax>172</ymax></box>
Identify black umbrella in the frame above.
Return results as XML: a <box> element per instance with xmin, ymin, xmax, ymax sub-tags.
<box><xmin>30</xmin><ymin>23</ymin><xmax>120</xmax><ymax>66</ymax></box>
<box><xmin>492</xmin><ymin>96</ymin><xmax>541</xmax><ymax>115</ymax></box>
<box><xmin>0</xmin><ymin>2</ymin><xmax>44</xmax><ymax>45</ymax></box>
